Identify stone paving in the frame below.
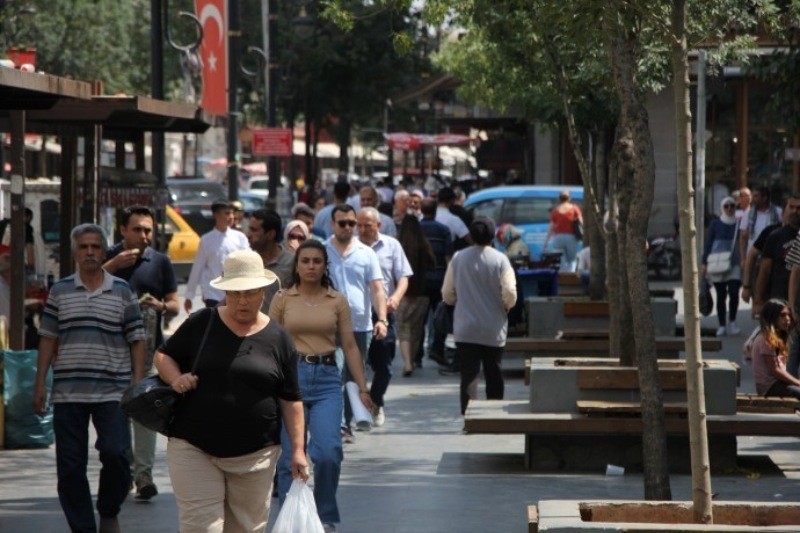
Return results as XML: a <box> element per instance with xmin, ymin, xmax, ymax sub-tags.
<box><xmin>0</xmin><ymin>282</ymin><xmax>798</xmax><ymax>532</ymax></box>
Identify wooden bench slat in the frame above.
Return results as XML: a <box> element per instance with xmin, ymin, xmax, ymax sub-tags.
<box><xmin>577</xmin><ymin>400</ymin><xmax>688</xmax><ymax>415</ymax></box>
<box><xmin>577</xmin><ymin>368</ymin><xmax>688</xmax><ymax>390</ymax></box>
<box><xmin>563</xmin><ymin>301</ymin><xmax>609</xmax><ymax>317</ymax></box>
<box><xmin>464</xmin><ymin>400</ymin><xmax>800</xmax><ymax>436</ymax></box>
<box><xmin>506</xmin><ymin>337</ymin><xmax>723</xmax><ymax>353</ymax></box>
<box><xmin>528</xmin><ymin>505</ymin><xmax>539</xmax><ymax>533</ymax></box>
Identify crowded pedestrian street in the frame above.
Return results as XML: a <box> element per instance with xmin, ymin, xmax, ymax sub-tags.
<box><xmin>1</xmin><ymin>283</ymin><xmax>799</xmax><ymax>532</ymax></box>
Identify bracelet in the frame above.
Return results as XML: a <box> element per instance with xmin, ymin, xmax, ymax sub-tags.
<box><xmin>360</xmin><ymin>388</ymin><xmax>369</xmax><ymax>394</ymax></box>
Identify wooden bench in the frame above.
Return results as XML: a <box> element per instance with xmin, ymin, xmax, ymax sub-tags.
<box><xmin>464</xmin><ymin>399</ymin><xmax>800</xmax><ymax>471</ymax></box>
<box><xmin>528</xmin><ymin>505</ymin><xmax>539</xmax><ymax>533</ymax></box>
<box><xmin>736</xmin><ymin>393</ymin><xmax>800</xmax><ymax>414</ymax></box>
<box><xmin>506</xmin><ymin>336</ymin><xmax>723</xmax><ymax>360</ymax></box>
<box><xmin>557</xmin><ymin>272</ymin><xmax>585</xmax><ymax>296</ymax></box>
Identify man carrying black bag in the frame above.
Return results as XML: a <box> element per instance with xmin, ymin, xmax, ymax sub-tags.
<box><xmin>104</xmin><ymin>205</ymin><xmax>180</xmax><ymax>501</ymax></box>
<box><xmin>33</xmin><ymin>223</ymin><xmax>146</xmax><ymax>533</ymax></box>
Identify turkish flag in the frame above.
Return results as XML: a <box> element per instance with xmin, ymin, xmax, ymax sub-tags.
<box><xmin>195</xmin><ymin>0</ymin><xmax>227</xmax><ymax>115</ymax></box>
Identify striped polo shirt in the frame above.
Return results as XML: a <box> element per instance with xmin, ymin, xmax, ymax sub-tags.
<box><xmin>40</xmin><ymin>271</ymin><xmax>146</xmax><ymax>403</ymax></box>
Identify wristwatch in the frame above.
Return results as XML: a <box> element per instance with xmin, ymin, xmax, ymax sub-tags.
<box><xmin>378</xmin><ymin>318</ymin><xmax>389</xmax><ymax>326</ymax></box>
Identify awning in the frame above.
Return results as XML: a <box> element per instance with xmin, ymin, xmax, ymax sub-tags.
<box><xmin>384</xmin><ymin>132</ymin><xmax>472</xmax><ymax>150</ymax></box>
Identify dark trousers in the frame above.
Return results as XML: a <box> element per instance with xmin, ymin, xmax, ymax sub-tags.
<box><xmin>766</xmin><ymin>380</ymin><xmax>800</xmax><ymax>400</ymax></box>
<box><xmin>203</xmin><ymin>299</ymin><xmax>219</xmax><ymax>308</ymax></box>
<box><xmin>417</xmin><ymin>285</ymin><xmax>443</xmax><ymax>364</ymax></box>
<box><xmin>457</xmin><ymin>342</ymin><xmax>504</xmax><ymax>415</ymax></box>
<box><xmin>712</xmin><ymin>279</ymin><xmax>741</xmax><ymax>327</ymax></box>
<box><xmin>54</xmin><ymin>402</ymin><xmax>131</xmax><ymax>533</ymax></box>
<box><xmin>368</xmin><ymin>313</ymin><xmax>396</xmax><ymax>407</ymax></box>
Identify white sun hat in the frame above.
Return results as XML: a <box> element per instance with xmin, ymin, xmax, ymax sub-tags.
<box><xmin>209</xmin><ymin>249</ymin><xmax>278</xmax><ymax>291</ymax></box>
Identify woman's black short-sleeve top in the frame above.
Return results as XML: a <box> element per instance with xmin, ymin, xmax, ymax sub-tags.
<box><xmin>161</xmin><ymin>308</ymin><xmax>302</xmax><ymax>457</ymax></box>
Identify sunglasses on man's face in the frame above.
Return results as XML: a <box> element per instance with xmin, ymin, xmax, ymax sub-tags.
<box><xmin>337</xmin><ymin>220</ymin><xmax>357</xmax><ymax>228</ymax></box>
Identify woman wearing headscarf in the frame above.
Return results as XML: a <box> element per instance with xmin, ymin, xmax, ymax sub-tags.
<box><xmin>496</xmin><ymin>224</ymin><xmax>530</xmax><ymax>263</ymax></box>
<box><xmin>154</xmin><ymin>250</ymin><xmax>309</xmax><ymax>532</ymax></box>
<box><xmin>284</xmin><ymin>219</ymin><xmax>311</xmax><ymax>252</ymax></box>
<box><xmin>701</xmin><ymin>196</ymin><xmax>742</xmax><ymax>337</ymax></box>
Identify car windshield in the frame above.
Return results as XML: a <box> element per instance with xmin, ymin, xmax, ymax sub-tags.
<box><xmin>167</xmin><ymin>180</ymin><xmax>227</xmax><ymax>203</ymax></box>
<box><xmin>470</xmin><ymin>196</ymin><xmax>584</xmax><ymax>226</ymax></box>
<box><xmin>249</xmin><ymin>180</ymin><xmax>268</xmax><ymax>191</ymax></box>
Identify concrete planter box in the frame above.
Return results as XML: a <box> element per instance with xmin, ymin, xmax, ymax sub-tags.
<box><xmin>535</xmin><ymin>500</ymin><xmax>800</xmax><ymax>531</ymax></box>
<box><xmin>528</xmin><ymin>358</ymin><xmax>738</xmax><ymax>415</ymax></box>
<box><xmin>526</xmin><ymin>297</ymin><xmax>677</xmax><ymax>338</ymax></box>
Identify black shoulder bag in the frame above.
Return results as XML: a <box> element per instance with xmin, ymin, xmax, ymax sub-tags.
<box><xmin>121</xmin><ymin>309</ymin><xmax>215</xmax><ymax>435</ymax></box>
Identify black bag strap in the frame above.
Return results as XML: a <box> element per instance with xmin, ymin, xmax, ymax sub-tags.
<box><xmin>189</xmin><ymin>308</ymin><xmax>216</xmax><ymax>374</ymax></box>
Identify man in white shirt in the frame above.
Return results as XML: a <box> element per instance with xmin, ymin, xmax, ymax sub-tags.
<box><xmin>184</xmin><ymin>200</ymin><xmax>249</xmax><ymax>311</ymax></box>
<box><xmin>435</xmin><ymin>187</ymin><xmax>472</xmax><ymax>246</ymax></box>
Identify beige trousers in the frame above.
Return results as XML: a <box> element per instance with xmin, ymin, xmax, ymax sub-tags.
<box><xmin>167</xmin><ymin>438</ymin><xmax>281</xmax><ymax>533</ymax></box>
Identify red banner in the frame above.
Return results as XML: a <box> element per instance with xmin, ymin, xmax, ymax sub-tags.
<box><xmin>195</xmin><ymin>0</ymin><xmax>228</xmax><ymax>116</ymax></box>
<box><xmin>252</xmin><ymin>128</ymin><xmax>293</xmax><ymax>157</ymax></box>
<box><xmin>384</xmin><ymin>132</ymin><xmax>471</xmax><ymax>150</ymax></box>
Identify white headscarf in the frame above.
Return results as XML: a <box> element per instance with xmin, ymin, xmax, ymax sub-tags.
<box><xmin>719</xmin><ymin>196</ymin><xmax>736</xmax><ymax>225</ymax></box>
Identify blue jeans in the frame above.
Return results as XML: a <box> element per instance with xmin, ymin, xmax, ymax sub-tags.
<box><xmin>342</xmin><ymin>330</ymin><xmax>371</xmax><ymax>428</ymax></box>
<box><xmin>54</xmin><ymin>402</ymin><xmax>131</xmax><ymax>533</ymax></box>
<box><xmin>368</xmin><ymin>313</ymin><xmax>396</xmax><ymax>407</ymax></box>
<box><xmin>550</xmin><ymin>233</ymin><xmax>578</xmax><ymax>272</ymax></box>
<box><xmin>279</xmin><ymin>361</ymin><xmax>344</xmax><ymax>524</ymax></box>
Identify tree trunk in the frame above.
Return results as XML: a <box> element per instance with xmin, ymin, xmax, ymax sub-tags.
<box><xmin>338</xmin><ymin>115</ymin><xmax>352</xmax><ymax>173</ymax></box>
<box><xmin>607</xmin><ymin>5</ymin><xmax>672</xmax><ymax>500</ymax></box>
<box><xmin>672</xmin><ymin>0</ymin><xmax>713</xmax><ymax>522</ymax></box>
<box><xmin>614</xmin><ymin>127</ymin><xmax>637</xmax><ymax>366</ymax></box>
<box><xmin>588</xmin><ymin>130</ymin><xmax>607</xmax><ymax>300</ymax></box>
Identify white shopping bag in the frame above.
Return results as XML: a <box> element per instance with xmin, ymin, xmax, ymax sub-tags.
<box><xmin>271</xmin><ymin>479</ymin><xmax>325</xmax><ymax>533</ymax></box>
<box><xmin>345</xmin><ymin>381</ymin><xmax>373</xmax><ymax>430</ymax></box>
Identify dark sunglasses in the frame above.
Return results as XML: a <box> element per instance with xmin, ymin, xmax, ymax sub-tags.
<box><xmin>287</xmin><ymin>233</ymin><xmax>306</xmax><ymax>241</ymax></box>
<box><xmin>337</xmin><ymin>220</ymin><xmax>357</xmax><ymax>228</ymax></box>
<box><xmin>723</xmin><ymin>204</ymin><xmax>735</xmax><ymax>209</ymax></box>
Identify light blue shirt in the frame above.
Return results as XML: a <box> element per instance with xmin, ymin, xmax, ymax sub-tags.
<box><xmin>326</xmin><ymin>238</ymin><xmax>383</xmax><ymax>332</ymax></box>
<box><xmin>378</xmin><ymin>213</ymin><xmax>397</xmax><ymax>238</ymax></box>
<box><xmin>363</xmin><ymin>234</ymin><xmax>413</xmax><ymax>298</ymax></box>
<box><xmin>314</xmin><ymin>204</ymin><xmax>336</xmax><ymax>238</ymax></box>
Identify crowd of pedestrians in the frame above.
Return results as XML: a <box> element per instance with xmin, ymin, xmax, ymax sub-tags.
<box><xmin>19</xmin><ymin>172</ymin><xmax>800</xmax><ymax>532</ymax></box>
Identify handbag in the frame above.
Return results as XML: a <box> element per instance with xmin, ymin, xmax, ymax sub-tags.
<box><xmin>706</xmin><ymin>224</ymin><xmax>739</xmax><ymax>275</ymax></box>
<box><xmin>572</xmin><ymin>208</ymin><xmax>584</xmax><ymax>241</ymax></box>
<box><xmin>699</xmin><ymin>278</ymin><xmax>713</xmax><ymax>317</ymax></box>
<box><xmin>121</xmin><ymin>310</ymin><xmax>215</xmax><ymax>435</ymax></box>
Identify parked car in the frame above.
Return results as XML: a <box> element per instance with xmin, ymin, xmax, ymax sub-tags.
<box><xmin>238</xmin><ymin>191</ymin><xmax>266</xmax><ymax>213</ymax></box>
<box><xmin>242</xmin><ymin>175</ymin><xmax>291</xmax><ymax>198</ymax></box>
<box><xmin>464</xmin><ymin>185</ymin><xmax>584</xmax><ymax>260</ymax></box>
<box><xmin>167</xmin><ymin>177</ymin><xmax>228</xmax><ymax>235</ymax></box>
<box><xmin>164</xmin><ymin>205</ymin><xmax>199</xmax><ymax>282</ymax></box>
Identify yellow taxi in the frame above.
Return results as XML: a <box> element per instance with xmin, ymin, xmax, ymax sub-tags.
<box><xmin>165</xmin><ymin>205</ymin><xmax>199</xmax><ymax>281</ymax></box>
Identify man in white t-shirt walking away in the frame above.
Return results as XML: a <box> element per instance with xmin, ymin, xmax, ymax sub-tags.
<box><xmin>435</xmin><ymin>187</ymin><xmax>472</xmax><ymax>248</ymax></box>
<box><xmin>740</xmin><ymin>185</ymin><xmax>782</xmax><ymax>266</ymax></box>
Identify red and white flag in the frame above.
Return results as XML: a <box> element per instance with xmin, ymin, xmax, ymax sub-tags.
<box><xmin>195</xmin><ymin>0</ymin><xmax>227</xmax><ymax>115</ymax></box>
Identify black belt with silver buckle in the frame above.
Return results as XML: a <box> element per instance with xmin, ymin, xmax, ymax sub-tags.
<box><xmin>298</xmin><ymin>352</ymin><xmax>336</xmax><ymax>366</ymax></box>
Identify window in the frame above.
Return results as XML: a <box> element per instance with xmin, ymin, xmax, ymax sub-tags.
<box><xmin>503</xmin><ymin>198</ymin><xmax>558</xmax><ymax>225</ymax></box>
<box><xmin>470</xmin><ymin>199</ymin><xmax>503</xmax><ymax>222</ymax></box>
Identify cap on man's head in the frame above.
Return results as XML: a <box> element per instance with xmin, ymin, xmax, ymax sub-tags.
<box><xmin>211</xmin><ymin>199</ymin><xmax>233</xmax><ymax>213</ymax></box>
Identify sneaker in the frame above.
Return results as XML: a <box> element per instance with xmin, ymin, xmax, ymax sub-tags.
<box><xmin>716</xmin><ymin>326</ymin><xmax>727</xmax><ymax>337</ymax></box>
<box><xmin>323</xmin><ymin>524</ymin><xmax>337</xmax><ymax>533</ymax></box>
<box><xmin>727</xmin><ymin>321</ymin><xmax>741</xmax><ymax>336</ymax></box>
<box><xmin>438</xmin><ymin>365</ymin><xmax>460</xmax><ymax>376</ymax></box>
<box><xmin>134</xmin><ymin>474</ymin><xmax>158</xmax><ymax>500</ymax></box>
<box><xmin>428</xmin><ymin>350</ymin><xmax>448</xmax><ymax>365</ymax></box>
<box><xmin>355</xmin><ymin>419</ymin><xmax>372</xmax><ymax>432</ymax></box>
<box><xmin>372</xmin><ymin>406</ymin><xmax>385</xmax><ymax>427</ymax></box>
<box><xmin>341</xmin><ymin>427</ymin><xmax>355</xmax><ymax>444</ymax></box>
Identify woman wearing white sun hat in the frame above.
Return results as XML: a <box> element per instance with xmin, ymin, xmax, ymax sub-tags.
<box><xmin>154</xmin><ymin>249</ymin><xmax>309</xmax><ymax>532</ymax></box>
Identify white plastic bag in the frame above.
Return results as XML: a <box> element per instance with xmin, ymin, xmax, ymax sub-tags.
<box><xmin>271</xmin><ymin>479</ymin><xmax>325</xmax><ymax>533</ymax></box>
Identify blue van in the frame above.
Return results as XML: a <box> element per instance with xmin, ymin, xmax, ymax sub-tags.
<box><xmin>464</xmin><ymin>185</ymin><xmax>584</xmax><ymax>260</ymax></box>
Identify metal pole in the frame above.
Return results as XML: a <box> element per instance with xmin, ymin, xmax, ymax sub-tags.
<box><xmin>151</xmin><ymin>0</ymin><xmax>165</xmax><ymax>180</ymax></box>
<box><xmin>695</xmin><ymin>50</ymin><xmax>707</xmax><ymax>258</ymax></box>
<box><xmin>9</xmin><ymin>110</ymin><xmax>25</xmax><ymax>351</ymax></box>
<box><xmin>266</xmin><ymin>0</ymin><xmax>279</xmax><ymax>209</ymax></box>
<box><xmin>227</xmin><ymin>0</ymin><xmax>241</xmax><ymax>201</ymax></box>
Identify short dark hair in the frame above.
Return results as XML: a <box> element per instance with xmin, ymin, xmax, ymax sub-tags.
<box><xmin>120</xmin><ymin>205</ymin><xmax>154</xmax><ymax>227</ymax></box>
<box><xmin>211</xmin><ymin>198</ymin><xmax>233</xmax><ymax>213</ymax></box>
<box><xmin>469</xmin><ymin>216</ymin><xmax>496</xmax><ymax>246</ymax></box>
<box><xmin>331</xmin><ymin>204</ymin><xmax>355</xmax><ymax>220</ymax></box>
<box><xmin>755</xmin><ymin>185</ymin><xmax>770</xmax><ymax>198</ymax></box>
<box><xmin>421</xmin><ymin>198</ymin><xmax>437</xmax><ymax>217</ymax></box>
<box><xmin>333</xmin><ymin>181</ymin><xmax>351</xmax><ymax>202</ymax></box>
<box><xmin>437</xmin><ymin>187</ymin><xmax>455</xmax><ymax>204</ymax></box>
<box><xmin>251</xmin><ymin>209</ymin><xmax>282</xmax><ymax>236</ymax></box>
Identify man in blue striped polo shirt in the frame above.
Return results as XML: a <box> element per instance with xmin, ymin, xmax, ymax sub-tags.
<box><xmin>34</xmin><ymin>223</ymin><xmax>146</xmax><ymax>533</ymax></box>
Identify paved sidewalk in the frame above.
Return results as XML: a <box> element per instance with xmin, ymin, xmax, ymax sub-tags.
<box><xmin>1</xmin><ymin>283</ymin><xmax>798</xmax><ymax>532</ymax></box>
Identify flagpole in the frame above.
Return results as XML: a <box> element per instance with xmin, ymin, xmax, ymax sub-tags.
<box><xmin>227</xmin><ymin>0</ymin><xmax>241</xmax><ymax>201</ymax></box>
